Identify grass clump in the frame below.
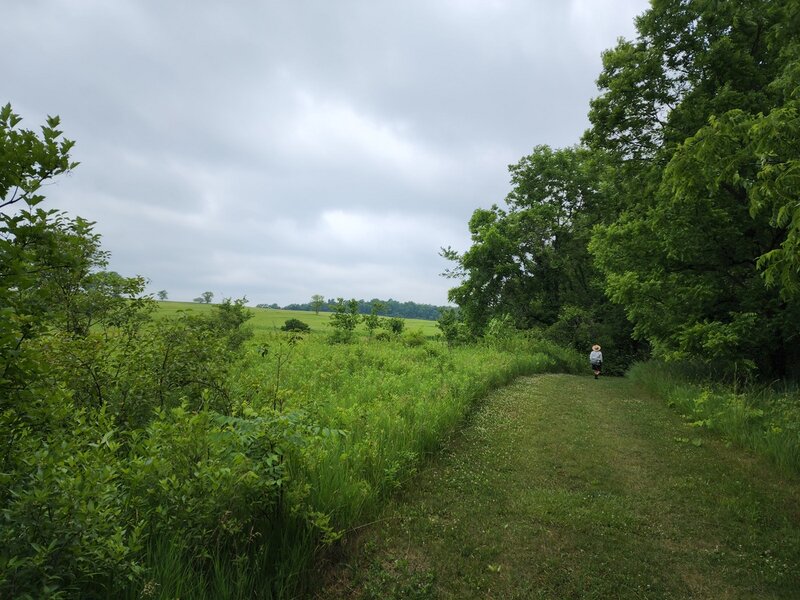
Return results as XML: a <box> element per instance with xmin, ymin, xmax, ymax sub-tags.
<box><xmin>628</xmin><ymin>360</ymin><xmax>800</xmax><ymax>473</ymax></box>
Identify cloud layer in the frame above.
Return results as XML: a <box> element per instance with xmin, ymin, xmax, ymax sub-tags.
<box><xmin>2</xmin><ymin>0</ymin><xmax>648</xmax><ymax>305</ymax></box>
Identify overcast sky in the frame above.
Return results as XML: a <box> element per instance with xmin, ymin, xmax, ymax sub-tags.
<box><xmin>3</xmin><ymin>0</ymin><xmax>649</xmax><ymax>307</ymax></box>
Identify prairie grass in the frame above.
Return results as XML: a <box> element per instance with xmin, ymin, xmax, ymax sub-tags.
<box><xmin>127</xmin><ymin>324</ymin><xmax>583</xmax><ymax>598</ymax></box>
<box><xmin>235</xmin><ymin>331</ymin><xmax>584</xmax><ymax>527</ymax></box>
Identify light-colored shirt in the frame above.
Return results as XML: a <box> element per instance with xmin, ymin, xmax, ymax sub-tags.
<box><xmin>589</xmin><ymin>350</ymin><xmax>603</xmax><ymax>364</ymax></box>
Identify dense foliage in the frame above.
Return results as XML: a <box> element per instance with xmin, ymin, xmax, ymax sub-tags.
<box><xmin>441</xmin><ymin>145</ymin><xmax>644</xmax><ymax>372</ymax></box>
<box><xmin>0</xmin><ymin>105</ymin><xmax>284</xmax><ymax>597</ymax></box>
<box><xmin>280</xmin><ymin>317</ymin><xmax>311</xmax><ymax>332</ymax></box>
<box><xmin>445</xmin><ymin>0</ymin><xmax>800</xmax><ymax>379</ymax></box>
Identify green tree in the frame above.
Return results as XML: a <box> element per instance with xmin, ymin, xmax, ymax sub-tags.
<box><xmin>442</xmin><ymin>146</ymin><xmax>602</xmax><ymax>332</ymax></box>
<box><xmin>157</xmin><ymin>289</ymin><xmax>168</xmax><ymax>300</ymax></box>
<box><xmin>586</xmin><ymin>0</ymin><xmax>800</xmax><ymax>377</ymax></box>
<box><xmin>328</xmin><ymin>298</ymin><xmax>360</xmax><ymax>342</ymax></box>
<box><xmin>363</xmin><ymin>300</ymin><xmax>385</xmax><ymax>337</ymax></box>
<box><xmin>201</xmin><ymin>290</ymin><xmax>214</xmax><ymax>304</ymax></box>
<box><xmin>442</xmin><ymin>144</ymin><xmax>638</xmax><ymax>362</ymax></box>
<box><xmin>1</xmin><ymin>104</ymin><xmax>78</xmax><ymax>403</ymax></box>
<box><xmin>310</xmin><ymin>293</ymin><xmax>325</xmax><ymax>315</ymax></box>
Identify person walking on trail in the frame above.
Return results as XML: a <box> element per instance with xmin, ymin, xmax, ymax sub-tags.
<box><xmin>590</xmin><ymin>344</ymin><xmax>603</xmax><ymax>379</ymax></box>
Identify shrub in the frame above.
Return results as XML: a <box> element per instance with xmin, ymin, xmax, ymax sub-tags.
<box><xmin>402</xmin><ymin>329</ymin><xmax>427</xmax><ymax>347</ymax></box>
<box><xmin>125</xmin><ymin>407</ymin><xmax>295</xmax><ymax>556</ymax></box>
<box><xmin>281</xmin><ymin>318</ymin><xmax>310</xmax><ymax>332</ymax></box>
<box><xmin>363</xmin><ymin>301</ymin><xmax>385</xmax><ymax>337</ymax></box>
<box><xmin>437</xmin><ymin>308</ymin><xmax>470</xmax><ymax>346</ymax></box>
<box><xmin>328</xmin><ymin>298</ymin><xmax>360</xmax><ymax>343</ymax></box>
<box><xmin>0</xmin><ymin>404</ymin><xmax>145</xmax><ymax>598</ymax></box>
<box><xmin>382</xmin><ymin>317</ymin><xmax>405</xmax><ymax>335</ymax></box>
<box><xmin>483</xmin><ymin>314</ymin><xmax>518</xmax><ymax>350</ymax></box>
<box><xmin>42</xmin><ymin>296</ymin><xmax>253</xmax><ymax>427</ymax></box>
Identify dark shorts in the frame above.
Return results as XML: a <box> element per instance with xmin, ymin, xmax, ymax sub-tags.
<box><xmin>591</xmin><ymin>362</ymin><xmax>602</xmax><ymax>371</ymax></box>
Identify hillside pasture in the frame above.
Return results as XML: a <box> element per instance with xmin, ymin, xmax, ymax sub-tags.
<box><xmin>154</xmin><ymin>301</ymin><xmax>441</xmax><ymax>337</ymax></box>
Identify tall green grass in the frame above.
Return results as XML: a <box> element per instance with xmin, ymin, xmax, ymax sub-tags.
<box><xmin>628</xmin><ymin>361</ymin><xmax>800</xmax><ymax>474</ymax></box>
<box><xmin>132</xmin><ymin>331</ymin><xmax>583</xmax><ymax>598</ymax></box>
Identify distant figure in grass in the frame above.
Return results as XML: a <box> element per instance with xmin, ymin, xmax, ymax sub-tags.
<box><xmin>590</xmin><ymin>344</ymin><xmax>603</xmax><ymax>379</ymax></box>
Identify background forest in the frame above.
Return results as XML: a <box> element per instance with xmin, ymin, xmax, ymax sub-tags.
<box><xmin>277</xmin><ymin>298</ymin><xmax>445</xmax><ymax>321</ymax></box>
<box><xmin>2</xmin><ymin>0</ymin><xmax>799</xmax><ymax>598</ymax></box>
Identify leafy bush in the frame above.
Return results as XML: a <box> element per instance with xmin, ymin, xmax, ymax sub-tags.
<box><xmin>281</xmin><ymin>318</ymin><xmax>310</xmax><ymax>332</ymax></box>
<box><xmin>125</xmin><ymin>407</ymin><xmax>298</xmax><ymax>555</ymax></box>
<box><xmin>0</xmin><ymin>402</ymin><xmax>144</xmax><ymax>598</ymax></box>
<box><xmin>41</xmin><ymin>297</ymin><xmax>253</xmax><ymax>428</ymax></box>
<box><xmin>363</xmin><ymin>301</ymin><xmax>385</xmax><ymax>337</ymax></box>
<box><xmin>382</xmin><ymin>317</ymin><xmax>405</xmax><ymax>335</ymax></box>
<box><xmin>328</xmin><ymin>298</ymin><xmax>360</xmax><ymax>343</ymax></box>
<box><xmin>437</xmin><ymin>308</ymin><xmax>470</xmax><ymax>346</ymax></box>
<box><xmin>402</xmin><ymin>329</ymin><xmax>427</xmax><ymax>347</ymax></box>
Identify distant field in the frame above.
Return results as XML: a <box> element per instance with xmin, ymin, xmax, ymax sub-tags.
<box><xmin>155</xmin><ymin>301</ymin><xmax>441</xmax><ymax>337</ymax></box>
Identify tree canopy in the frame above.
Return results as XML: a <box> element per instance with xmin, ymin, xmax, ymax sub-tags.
<box><xmin>444</xmin><ymin>0</ymin><xmax>800</xmax><ymax>378</ymax></box>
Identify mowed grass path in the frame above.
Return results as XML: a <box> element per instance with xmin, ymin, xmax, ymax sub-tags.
<box><xmin>318</xmin><ymin>374</ymin><xmax>800</xmax><ymax>599</ymax></box>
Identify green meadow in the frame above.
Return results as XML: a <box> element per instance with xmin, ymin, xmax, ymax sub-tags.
<box><xmin>2</xmin><ymin>288</ymin><xmax>587</xmax><ymax>599</ymax></box>
<box><xmin>155</xmin><ymin>301</ymin><xmax>441</xmax><ymax>338</ymax></box>
<box><xmin>6</xmin><ymin>298</ymin><xmax>799</xmax><ymax>600</ymax></box>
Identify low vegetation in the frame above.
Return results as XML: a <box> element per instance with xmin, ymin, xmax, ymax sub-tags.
<box><xmin>3</xmin><ymin>300</ymin><xmax>584</xmax><ymax>598</ymax></box>
<box><xmin>629</xmin><ymin>361</ymin><xmax>800</xmax><ymax>474</ymax></box>
<box><xmin>321</xmin><ymin>375</ymin><xmax>800</xmax><ymax>599</ymax></box>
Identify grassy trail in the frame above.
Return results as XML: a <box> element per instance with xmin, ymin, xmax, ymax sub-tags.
<box><xmin>317</xmin><ymin>374</ymin><xmax>800</xmax><ymax>599</ymax></box>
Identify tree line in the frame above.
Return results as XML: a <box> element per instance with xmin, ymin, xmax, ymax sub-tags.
<box><xmin>264</xmin><ymin>296</ymin><xmax>447</xmax><ymax>321</ymax></box>
<box><xmin>443</xmin><ymin>0</ymin><xmax>800</xmax><ymax>380</ymax></box>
